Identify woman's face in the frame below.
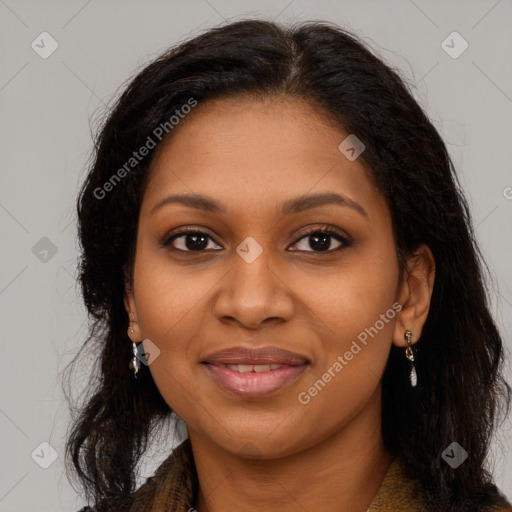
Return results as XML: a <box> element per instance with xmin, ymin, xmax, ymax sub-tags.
<box><xmin>125</xmin><ymin>95</ymin><xmax>404</xmax><ymax>458</ymax></box>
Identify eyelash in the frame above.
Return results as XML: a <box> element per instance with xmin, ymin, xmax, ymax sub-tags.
<box><xmin>160</xmin><ymin>225</ymin><xmax>352</xmax><ymax>254</ymax></box>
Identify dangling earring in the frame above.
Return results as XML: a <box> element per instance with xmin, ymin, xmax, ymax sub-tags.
<box><xmin>127</xmin><ymin>321</ymin><xmax>140</xmax><ymax>378</ymax></box>
<box><xmin>405</xmin><ymin>330</ymin><xmax>417</xmax><ymax>387</ymax></box>
<box><xmin>129</xmin><ymin>340</ymin><xmax>140</xmax><ymax>378</ymax></box>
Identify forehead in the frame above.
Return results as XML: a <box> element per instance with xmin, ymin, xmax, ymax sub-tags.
<box><xmin>141</xmin><ymin>95</ymin><xmax>388</xmax><ymax>223</ymax></box>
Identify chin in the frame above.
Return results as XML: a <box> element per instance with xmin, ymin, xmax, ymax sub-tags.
<box><xmin>203</xmin><ymin>422</ymin><xmax>307</xmax><ymax>460</ymax></box>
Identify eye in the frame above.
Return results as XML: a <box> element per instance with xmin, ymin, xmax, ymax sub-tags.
<box><xmin>161</xmin><ymin>228</ymin><xmax>222</xmax><ymax>252</ymax></box>
<box><xmin>288</xmin><ymin>227</ymin><xmax>351</xmax><ymax>253</ymax></box>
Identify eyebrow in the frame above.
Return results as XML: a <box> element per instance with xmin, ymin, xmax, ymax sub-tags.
<box><xmin>149</xmin><ymin>192</ymin><xmax>368</xmax><ymax>218</ymax></box>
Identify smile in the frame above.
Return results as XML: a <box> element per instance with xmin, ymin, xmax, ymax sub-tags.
<box><xmin>202</xmin><ymin>362</ymin><xmax>308</xmax><ymax>398</ymax></box>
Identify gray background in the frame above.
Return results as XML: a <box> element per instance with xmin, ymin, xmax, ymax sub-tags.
<box><xmin>1</xmin><ymin>0</ymin><xmax>511</xmax><ymax>510</ymax></box>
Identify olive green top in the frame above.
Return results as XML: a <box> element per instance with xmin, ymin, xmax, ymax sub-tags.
<box><xmin>81</xmin><ymin>438</ymin><xmax>512</xmax><ymax>511</ymax></box>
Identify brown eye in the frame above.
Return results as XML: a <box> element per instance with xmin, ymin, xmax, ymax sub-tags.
<box><xmin>162</xmin><ymin>230</ymin><xmax>222</xmax><ymax>252</ymax></box>
<box><xmin>289</xmin><ymin>228</ymin><xmax>351</xmax><ymax>253</ymax></box>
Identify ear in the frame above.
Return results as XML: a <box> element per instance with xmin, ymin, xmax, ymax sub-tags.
<box><xmin>123</xmin><ymin>266</ymin><xmax>142</xmax><ymax>342</ymax></box>
<box><xmin>392</xmin><ymin>244</ymin><xmax>435</xmax><ymax>347</ymax></box>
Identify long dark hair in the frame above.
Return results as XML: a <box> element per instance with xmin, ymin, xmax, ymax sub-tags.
<box><xmin>64</xmin><ymin>19</ymin><xmax>511</xmax><ymax>511</ymax></box>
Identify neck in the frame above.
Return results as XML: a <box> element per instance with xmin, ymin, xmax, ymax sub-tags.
<box><xmin>189</xmin><ymin>388</ymin><xmax>393</xmax><ymax>512</ymax></box>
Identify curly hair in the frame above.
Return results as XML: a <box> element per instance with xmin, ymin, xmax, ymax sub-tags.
<box><xmin>64</xmin><ymin>18</ymin><xmax>511</xmax><ymax>511</ymax></box>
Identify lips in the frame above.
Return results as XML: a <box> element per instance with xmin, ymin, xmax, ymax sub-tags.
<box><xmin>202</xmin><ymin>346</ymin><xmax>310</xmax><ymax>398</ymax></box>
<box><xmin>203</xmin><ymin>346</ymin><xmax>309</xmax><ymax>366</ymax></box>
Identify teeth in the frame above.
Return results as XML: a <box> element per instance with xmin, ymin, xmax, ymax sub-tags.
<box><xmin>225</xmin><ymin>364</ymin><xmax>282</xmax><ymax>372</ymax></box>
<box><xmin>253</xmin><ymin>364</ymin><xmax>271</xmax><ymax>372</ymax></box>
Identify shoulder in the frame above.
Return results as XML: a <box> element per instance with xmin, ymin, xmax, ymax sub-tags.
<box><xmin>367</xmin><ymin>456</ymin><xmax>425</xmax><ymax>511</ymax></box>
<box><xmin>78</xmin><ymin>439</ymin><xmax>196</xmax><ymax>512</ymax></box>
<box><xmin>130</xmin><ymin>438</ymin><xmax>197</xmax><ymax>509</ymax></box>
<box><xmin>485</xmin><ymin>492</ymin><xmax>512</xmax><ymax>512</ymax></box>
<box><xmin>368</xmin><ymin>457</ymin><xmax>512</xmax><ymax>512</ymax></box>
<box><xmin>449</xmin><ymin>481</ymin><xmax>512</xmax><ymax>511</ymax></box>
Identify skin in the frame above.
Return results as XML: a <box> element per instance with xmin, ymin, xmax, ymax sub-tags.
<box><xmin>124</xmin><ymin>94</ymin><xmax>435</xmax><ymax>512</ymax></box>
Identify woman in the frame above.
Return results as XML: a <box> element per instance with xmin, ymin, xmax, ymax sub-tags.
<box><xmin>66</xmin><ymin>19</ymin><xmax>512</xmax><ymax>512</ymax></box>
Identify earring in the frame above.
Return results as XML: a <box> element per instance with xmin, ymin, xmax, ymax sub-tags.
<box><xmin>127</xmin><ymin>319</ymin><xmax>141</xmax><ymax>378</ymax></box>
<box><xmin>404</xmin><ymin>330</ymin><xmax>417</xmax><ymax>387</ymax></box>
<box><xmin>129</xmin><ymin>340</ymin><xmax>140</xmax><ymax>378</ymax></box>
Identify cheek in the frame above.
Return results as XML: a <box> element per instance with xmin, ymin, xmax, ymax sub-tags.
<box><xmin>131</xmin><ymin>253</ymin><xmax>210</xmax><ymax>399</ymax></box>
<box><xmin>300</xmin><ymin>243</ymin><xmax>399</xmax><ymax>346</ymax></box>
<box><xmin>133</xmin><ymin>247</ymin><xmax>219</xmax><ymax>340</ymax></box>
<box><xmin>295</xmin><ymin>244</ymin><xmax>399</xmax><ymax>404</ymax></box>
<box><xmin>294</xmin><ymin>297</ymin><xmax>396</xmax><ymax>441</ymax></box>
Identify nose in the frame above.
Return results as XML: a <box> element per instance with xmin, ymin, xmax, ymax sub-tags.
<box><xmin>212</xmin><ymin>239</ymin><xmax>294</xmax><ymax>329</ymax></box>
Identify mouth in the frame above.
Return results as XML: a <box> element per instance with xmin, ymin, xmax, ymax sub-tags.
<box><xmin>201</xmin><ymin>346</ymin><xmax>310</xmax><ymax>398</ymax></box>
